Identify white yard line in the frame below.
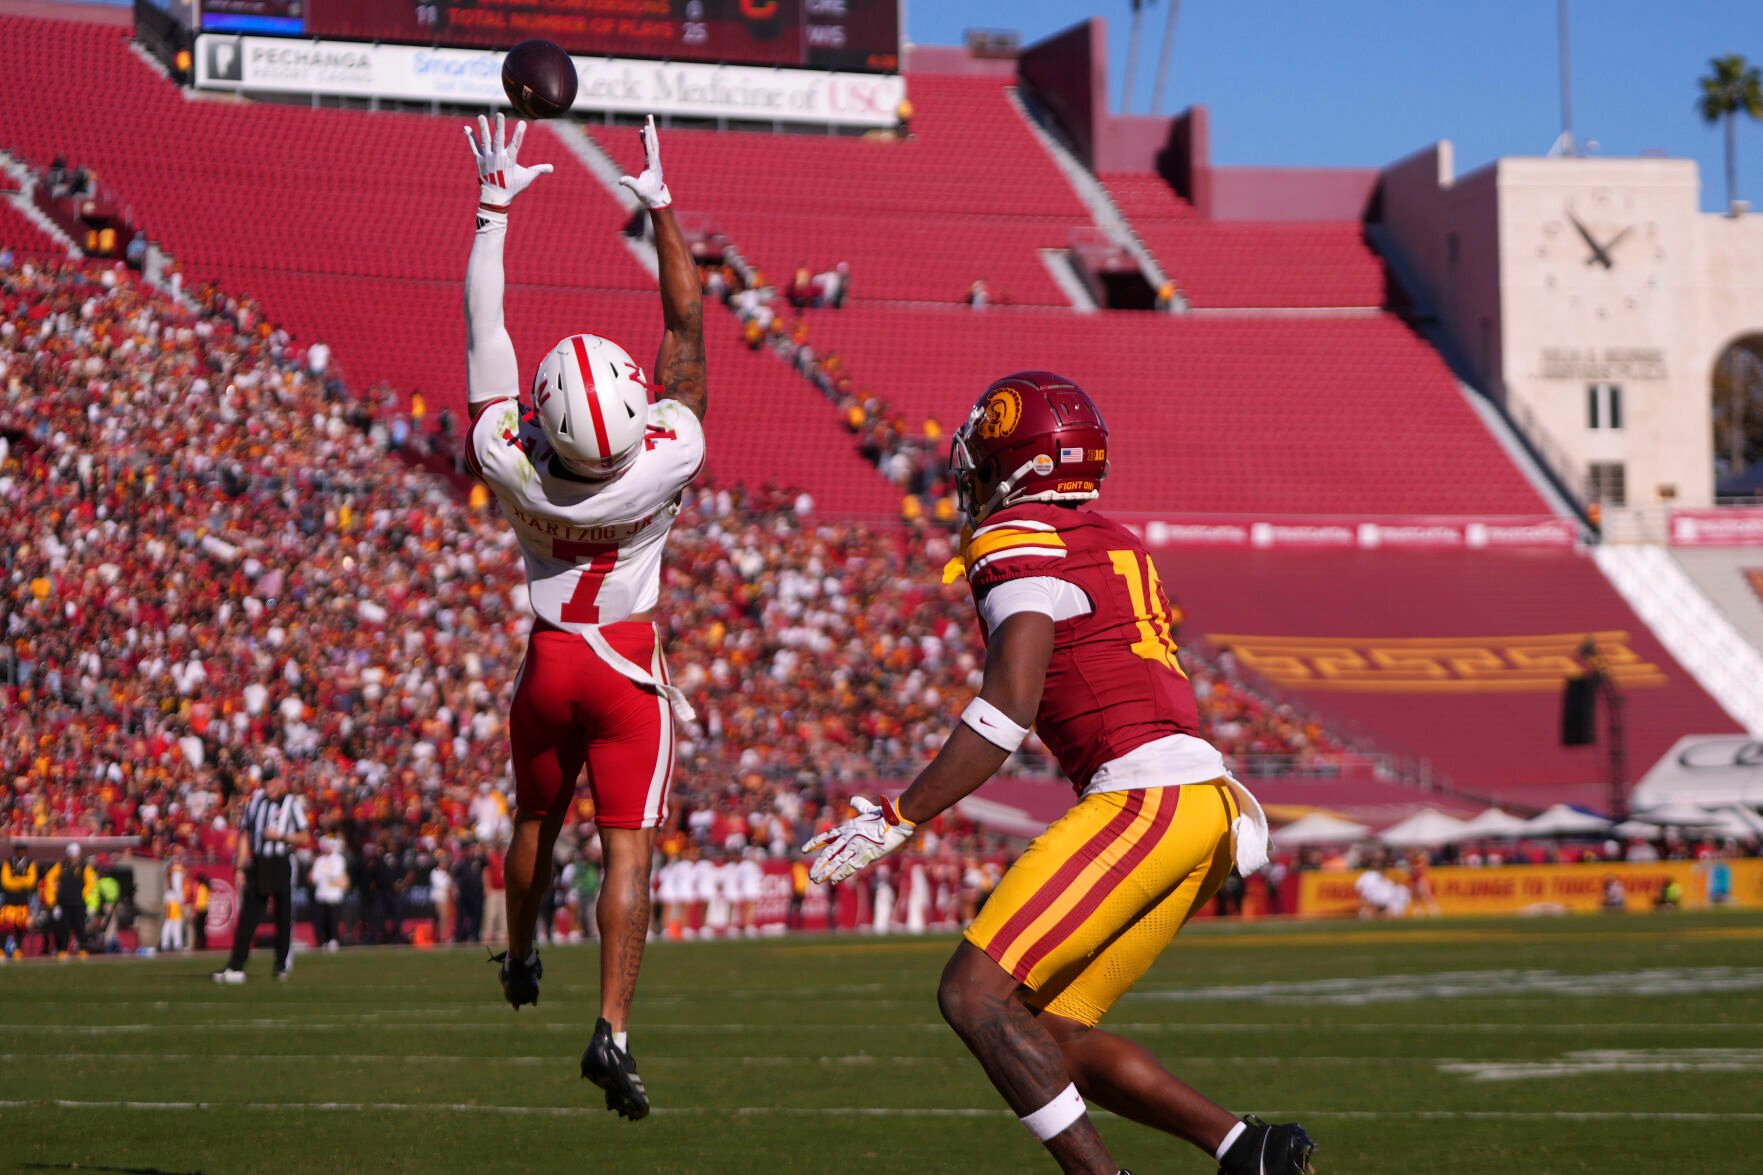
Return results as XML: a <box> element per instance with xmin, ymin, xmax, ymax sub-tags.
<box><xmin>0</xmin><ymin>1051</ymin><xmax>1397</xmax><ymax>1066</ymax></box>
<box><xmin>2</xmin><ymin>1100</ymin><xmax>1760</xmax><ymax>1122</ymax></box>
<box><xmin>10</xmin><ymin>1019</ymin><xmax>1763</xmax><ymax>1036</ymax></box>
<box><xmin>1441</xmin><ymin>1048</ymin><xmax>1763</xmax><ymax>1082</ymax></box>
<box><xmin>1127</xmin><ymin>966</ymin><xmax>1763</xmax><ymax>1005</ymax></box>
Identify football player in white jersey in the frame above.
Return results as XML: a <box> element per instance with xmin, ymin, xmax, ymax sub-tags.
<box><xmin>462</xmin><ymin>112</ymin><xmax>704</xmax><ymax>1120</ymax></box>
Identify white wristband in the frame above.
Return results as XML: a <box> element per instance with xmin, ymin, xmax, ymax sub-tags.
<box><xmin>1019</xmin><ymin>1082</ymin><xmax>1085</xmax><ymax>1141</ymax></box>
<box><xmin>961</xmin><ymin>697</ymin><xmax>1030</xmax><ymax>752</ymax></box>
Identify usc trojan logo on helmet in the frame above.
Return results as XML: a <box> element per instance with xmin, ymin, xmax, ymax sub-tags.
<box><xmin>978</xmin><ymin>387</ymin><xmax>1023</xmax><ymax>440</ymax></box>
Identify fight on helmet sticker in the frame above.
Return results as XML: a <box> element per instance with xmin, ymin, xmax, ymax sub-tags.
<box><xmin>978</xmin><ymin>387</ymin><xmax>1023</xmax><ymax>439</ymax></box>
<box><xmin>1059</xmin><ymin>446</ymin><xmax>1083</xmax><ymax>464</ymax></box>
<box><xmin>1032</xmin><ymin>454</ymin><xmax>1055</xmax><ymax>475</ymax></box>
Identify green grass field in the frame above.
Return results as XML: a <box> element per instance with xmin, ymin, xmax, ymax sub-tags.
<box><xmin>3</xmin><ymin>913</ymin><xmax>1761</xmax><ymax>1174</ymax></box>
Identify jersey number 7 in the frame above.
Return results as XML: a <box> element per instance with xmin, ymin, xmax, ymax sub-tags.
<box><xmin>553</xmin><ymin>538</ymin><xmax>619</xmax><ymax>623</ymax></box>
<box><xmin>1107</xmin><ymin>549</ymin><xmax>1186</xmax><ymax>677</ymax></box>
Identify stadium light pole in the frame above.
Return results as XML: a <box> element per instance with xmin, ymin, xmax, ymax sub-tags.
<box><xmin>1122</xmin><ymin>0</ymin><xmax>1145</xmax><ymax>114</ymax></box>
<box><xmin>1556</xmin><ymin>0</ymin><xmax>1578</xmax><ymax>156</ymax></box>
<box><xmin>1150</xmin><ymin>0</ymin><xmax>1182</xmax><ymax>116</ymax></box>
<box><xmin>1603</xmin><ymin>678</ymin><xmax>1627</xmax><ymax>820</ymax></box>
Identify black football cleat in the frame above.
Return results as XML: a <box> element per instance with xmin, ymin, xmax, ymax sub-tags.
<box><xmin>1218</xmin><ymin>1114</ymin><xmax>1317</xmax><ymax>1175</ymax></box>
<box><xmin>581</xmin><ymin>1017</ymin><xmax>651</xmax><ymax>1120</ymax></box>
<box><xmin>488</xmin><ymin>949</ymin><xmax>541</xmax><ymax>1010</ymax></box>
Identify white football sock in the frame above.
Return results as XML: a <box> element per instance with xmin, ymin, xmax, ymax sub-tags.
<box><xmin>1215</xmin><ymin>1121</ymin><xmax>1248</xmax><ymax>1162</ymax></box>
<box><xmin>614</xmin><ymin>1030</ymin><xmax>628</xmax><ymax>1051</ymax></box>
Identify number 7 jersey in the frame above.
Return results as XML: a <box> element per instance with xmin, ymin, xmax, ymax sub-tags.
<box><xmin>956</xmin><ymin>502</ymin><xmax>1203</xmax><ymax>791</ymax></box>
<box><xmin>467</xmin><ymin>396</ymin><xmax>705</xmax><ymax>629</ymax></box>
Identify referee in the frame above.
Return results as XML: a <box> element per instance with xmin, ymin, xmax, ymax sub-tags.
<box><xmin>212</xmin><ymin>768</ymin><xmax>309</xmax><ymax>984</ymax></box>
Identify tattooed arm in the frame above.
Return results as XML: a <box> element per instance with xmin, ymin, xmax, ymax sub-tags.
<box><xmin>652</xmin><ymin>203</ymin><xmax>706</xmax><ymax>421</ymax></box>
<box><xmin>617</xmin><ymin>116</ymin><xmax>706</xmax><ymax>422</ymax></box>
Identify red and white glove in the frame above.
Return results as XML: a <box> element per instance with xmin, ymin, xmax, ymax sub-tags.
<box><xmin>803</xmin><ymin>797</ymin><xmax>916</xmax><ymax>885</ymax></box>
<box><xmin>464</xmin><ymin>112</ymin><xmax>552</xmax><ymax>211</ymax></box>
<box><xmin>617</xmin><ymin>114</ymin><xmax>672</xmax><ymax>210</ymax></box>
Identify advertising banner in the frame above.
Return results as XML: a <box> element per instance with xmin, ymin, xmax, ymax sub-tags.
<box><xmin>1297</xmin><ymin>858</ymin><xmax>1763</xmax><ymax>918</ymax></box>
<box><xmin>1669</xmin><ymin>508</ymin><xmax>1763</xmax><ymax>547</ymax></box>
<box><xmin>291</xmin><ymin>0</ymin><xmax>901</xmax><ymax>75</ymax></box>
<box><xmin>194</xmin><ymin>34</ymin><xmax>906</xmax><ymax>128</ymax></box>
<box><xmin>1124</xmin><ymin>515</ymin><xmax>1578</xmax><ymax>551</ymax></box>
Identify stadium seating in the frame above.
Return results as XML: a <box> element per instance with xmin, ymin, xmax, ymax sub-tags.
<box><xmin>4</xmin><ymin>260</ymin><xmax>1381</xmax><ymax>852</ymax></box>
<box><xmin>589</xmin><ymin>74</ymin><xmax>1094</xmax><ymax>307</ymax></box>
<box><xmin>1104</xmin><ymin>171</ymin><xmax>1387</xmax><ymax>308</ymax></box>
<box><xmin>9</xmin><ymin>8</ymin><xmax>1703</xmax><ymax>826</ymax></box>
<box><xmin>1170</xmin><ymin>547</ymin><xmax>1743</xmax><ymax>807</ymax></box>
<box><xmin>797</xmin><ymin>305</ymin><xmax>1550</xmax><ymax>515</ymax></box>
<box><xmin>0</xmin><ymin>198</ymin><xmax>60</xmax><ymax>255</ymax></box>
<box><xmin>0</xmin><ymin>16</ymin><xmax>901</xmax><ymax>514</ymax></box>
<box><xmin>200</xmin><ymin>267</ymin><xmax>899</xmax><ymax>513</ymax></box>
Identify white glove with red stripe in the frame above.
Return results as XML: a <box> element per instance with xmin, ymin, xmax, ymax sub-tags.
<box><xmin>617</xmin><ymin>115</ymin><xmax>672</xmax><ymax>210</ymax></box>
<box><xmin>803</xmin><ymin>796</ymin><xmax>916</xmax><ymax>885</ymax></box>
<box><xmin>464</xmin><ymin>112</ymin><xmax>552</xmax><ymax>211</ymax></box>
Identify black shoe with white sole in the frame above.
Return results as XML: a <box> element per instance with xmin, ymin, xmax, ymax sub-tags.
<box><xmin>1218</xmin><ymin>1114</ymin><xmax>1317</xmax><ymax>1175</ymax></box>
<box><xmin>580</xmin><ymin>1017</ymin><xmax>650</xmax><ymax>1120</ymax></box>
<box><xmin>488</xmin><ymin>948</ymin><xmax>541</xmax><ymax>1009</ymax></box>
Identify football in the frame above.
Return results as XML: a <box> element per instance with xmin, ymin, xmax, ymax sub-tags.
<box><xmin>501</xmin><ymin>40</ymin><xmax>577</xmax><ymax>120</ymax></box>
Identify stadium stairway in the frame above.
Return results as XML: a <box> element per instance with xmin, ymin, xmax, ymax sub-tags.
<box><xmin>1669</xmin><ymin>547</ymin><xmax>1763</xmax><ymax>651</ymax></box>
<box><xmin>1593</xmin><ymin>546</ymin><xmax>1763</xmax><ymax>735</ymax></box>
<box><xmin>0</xmin><ymin>150</ymin><xmax>73</xmax><ymax>256</ymax></box>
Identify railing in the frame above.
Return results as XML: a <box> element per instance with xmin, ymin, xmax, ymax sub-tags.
<box><xmin>1505</xmin><ymin>396</ymin><xmax>1592</xmax><ymax>513</ymax></box>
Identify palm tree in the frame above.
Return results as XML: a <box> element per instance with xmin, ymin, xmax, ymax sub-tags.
<box><xmin>1697</xmin><ymin>54</ymin><xmax>1763</xmax><ymax>211</ymax></box>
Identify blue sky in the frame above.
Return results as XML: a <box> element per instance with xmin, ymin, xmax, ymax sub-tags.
<box><xmin>908</xmin><ymin>0</ymin><xmax>1763</xmax><ymax>212</ymax></box>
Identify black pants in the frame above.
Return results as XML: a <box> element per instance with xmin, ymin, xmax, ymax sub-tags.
<box><xmin>312</xmin><ymin>901</ymin><xmax>342</xmax><ymax>946</ymax></box>
<box><xmin>192</xmin><ymin>911</ymin><xmax>208</xmax><ymax>951</ymax></box>
<box><xmin>227</xmin><ymin>882</ymin><xmax>293</xmax><ymax>973</ymax></box>
<box><xmin>52</xmin><ymin>908</ymin><xmax>88</xmax><ymax>954</ymax></box>
<box><xmin>454</xmin><ymin>900</ymin><xmax>481</xmax><ymax>944</ymax></box>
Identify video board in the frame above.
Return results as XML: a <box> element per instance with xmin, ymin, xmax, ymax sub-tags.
<box><xmin>198</xmin><ymin>0</ymin><xmax>900</xmax><ymax>74</ymax></box>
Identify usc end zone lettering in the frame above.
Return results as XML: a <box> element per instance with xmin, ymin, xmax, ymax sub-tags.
<box><xmin>1205</xmin><ymin>630</ymin><xmax>1667</xmax><ymax>693</ymax></box>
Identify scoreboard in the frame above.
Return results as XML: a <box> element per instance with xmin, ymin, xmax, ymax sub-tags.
<box><xmin>198</xmin><ymin>0</ymin><xmax>900</xmax><ymax>74</ymax></box>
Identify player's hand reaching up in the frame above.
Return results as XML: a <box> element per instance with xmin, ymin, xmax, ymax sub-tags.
<box><xmin>465</xmin><ymin>112</ymin><xmax>552</xmax><ymax>209</ymax></box>
<box><xmin>618</xmin><ymin>115</ymin><xmax>672</xmax><ymax>210</ymax></box>
<box><xmin>802</xmin><ymin>796</ymin><xmax>916</xmax><ymax>885</ymax></box>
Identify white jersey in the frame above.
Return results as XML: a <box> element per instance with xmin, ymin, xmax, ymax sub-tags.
<box><xmin>469</xmin><ymin>396</ymin><xmax>705</xmax><ymax>631</ymax></box>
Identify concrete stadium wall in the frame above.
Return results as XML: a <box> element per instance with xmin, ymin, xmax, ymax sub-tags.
<box><xmin>1379</xmin><ymin>147</ymin><xmax>1763</xmax><ymax>512</ymax></box>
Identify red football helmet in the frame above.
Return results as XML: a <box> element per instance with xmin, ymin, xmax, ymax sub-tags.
<box><xmin>949</xmin><ymin>371</ymin><xmax>1109</xmax><ymax>524</ymax></box>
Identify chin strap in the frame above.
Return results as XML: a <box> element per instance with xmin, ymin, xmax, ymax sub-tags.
<box><xmin>971</xmin><ymin>457</ymin><xmax>1038</xmax><ymax>524</ymax></box>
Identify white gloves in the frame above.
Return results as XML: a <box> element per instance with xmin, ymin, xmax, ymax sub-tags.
<box><xmin>803</xmin><ymin>797</ymin><xmax>916</xmax><ymax>885</ymax></box>
<box><xmin>464</xmin><ymin>112</ymin><xmax>553</xmax><ymax>210</ymax></box>
<box><xmin>618</xmin><ymin>115</ymin><xmax>672</xmax><ymax>211</ymax></box>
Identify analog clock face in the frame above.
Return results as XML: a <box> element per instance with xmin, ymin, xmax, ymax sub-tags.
<box><xmin>1536</xmin><ymin>190</ymin><xmax>1665</xmax><ymax>317</ymax></box>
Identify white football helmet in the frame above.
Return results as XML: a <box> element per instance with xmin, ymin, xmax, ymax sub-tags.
<box><xmin>532</xmin><ymin>334</ymin><xmax>649</xmax><ymax>480</ymax></box>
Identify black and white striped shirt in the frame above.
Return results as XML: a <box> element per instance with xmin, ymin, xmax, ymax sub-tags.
<box><xmin>243</xmin><ymin>790</ymin><xmax>308</xmax><ymax>861</ymax></box>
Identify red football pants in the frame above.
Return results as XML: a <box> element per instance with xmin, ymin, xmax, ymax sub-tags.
<box><xmin>508</xmin><ymin>621</ymin><xmax>676</xmax><ymax>829</ymax></box>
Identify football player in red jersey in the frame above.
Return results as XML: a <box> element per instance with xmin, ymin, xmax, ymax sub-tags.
<box><xmin>806</xmin><ymin>374</ymin><xmax>1316</xmax><ymax>1175</ymax></box>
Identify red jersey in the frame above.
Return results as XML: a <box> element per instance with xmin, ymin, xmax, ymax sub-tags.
<box><xmin>958</xmin><ymin>502</ymin><xmax>1202</xmax><ymax>790</ymax></box>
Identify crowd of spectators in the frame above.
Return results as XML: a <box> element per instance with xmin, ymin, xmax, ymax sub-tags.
<box><xmin>2</xmin><ymin>259</ymin><xmax>1362</xmax><ymax>888</ymax></box>
<box><xmin>715</xmin><ymin>262</ymin><xmax>957</xmax><ymax>519</ymax></box>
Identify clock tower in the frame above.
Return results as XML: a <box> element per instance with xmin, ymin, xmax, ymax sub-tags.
<box><xmin>1380</xmin><ymin>147</ymin><xmax>1763</xmax><ymax>526</ymax></box>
